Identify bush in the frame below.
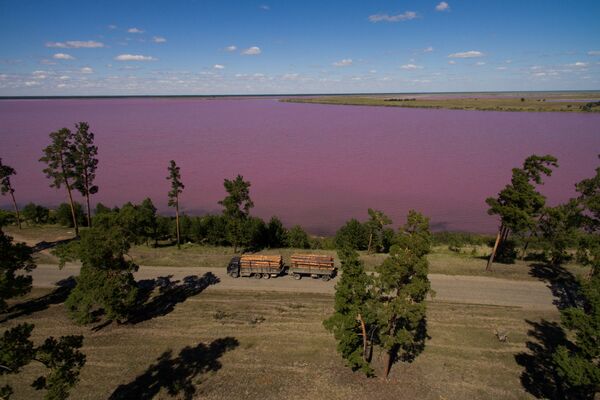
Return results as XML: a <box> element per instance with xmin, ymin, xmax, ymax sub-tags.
<box><xmin>335</xmin><ymin>219</ymin><xmax>369</xmax><ymax>250</ymax></box>
<box><xmin>21</xmin><ymin>203</ymin><xmax>50</xmax><ymax>225</ymax></box>
<box><xmin>54</xmin><ymin>202</ymin><xmax>86</xmax><ymax>227</ymax></box>
<box><xmin>288</xmin><ymin>225</ymin><xmax>310</xmax><ymax>249</ymax></box>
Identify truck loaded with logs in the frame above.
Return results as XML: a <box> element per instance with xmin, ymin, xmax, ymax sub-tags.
<box><xmin>227</xmin><ymin>254</ymin><xmax>336</xmax><ymax>281</ymax></box>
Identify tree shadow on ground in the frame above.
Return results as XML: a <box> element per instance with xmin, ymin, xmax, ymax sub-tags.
<box><xmin>0</xmin><ymin>276</ymin><xmax>76</xmax><ymax>323</ymax></box>
<box><xmin>126</xmin><ymin>273</ymin><xmax>219</xmax><ymax>325</ymax></box>
<box><xmin>529</xmin><ymin>263</ymin><xmax>582</xmax><ymax>309</ymax></box>
<box><xmin>109</xmin><ymin>337</ymin><xmax>239</xmax><ymax>400</ymax></box>
<box><xmin>515</xmin><ymin>319</ymin><xmax>578</xmax><ymax>399</ymax></box>
<box><xmin>32</xmin><ymin>237</ymin><xmax>75</xmax><ymax>253</ymax></box>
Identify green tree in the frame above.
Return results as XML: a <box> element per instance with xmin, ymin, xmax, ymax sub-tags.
<box><xmin>21</xmin><ymin>203</ymin><xmax>50</xmax><ymax>225</ymax></box>
<box><xmin>72</xmin><ymin>122</ymin><xmax>99</xmax><ymax>228</ymax></box>
<box><xmin>575</xmin><ymin>157</ymin><xmax>600</xmax><ymax>276</ymax></box>
<box><xmin>373</xmin><ymin>210</ymin><xmax>432</xmax><ymax>377</ymax></box>
<box><xmin>218</xmin><ymin>175</ymin><xmax>253</xmax><ymax>252</ymax></box>
<box><xmin>0</xmin><ymin>230</ymin><xmax>35</xmax><ymax>312</ymax></box>
<box><xmin>0</xmin><ymin>158</ymin><xmax>21</xmax><ymax>229</ymax></box>
<box><xmin>485</xmin><ymin>154</ymin><xmax>558</xmax><ymax>270</ymax></box>
<box><xmin>166</xmin><ymin>160</ymin><xmax>184</xmax><ymax>249</ymax></box>
<box><xmin>266</xmin><ymin>216</ymin><xmax>288</xmax><ymax>248</ymax></box>
<box><xmin>55</xmin><ymin>202</ymin><xmax>86</xmax><ymax>228</ymax></box>
<box><xmin>40</xmin><ymin>128</ymin><xmax>80</xmax><ymax>236</ymax></box>
<box><xmin>335</xmin><ymin>219</ymin><xmax>369</xmax><ymax>250</ymax></box>
<box><xmin>0</xmin><ymin>323</ymin><xmax>86</xmax><ymax>400</ymax></box>
<box><xmin>552</xmin><ymin>273</ymin><xmax>600</xmax><ymax>398</ymax></box>
<box><xmin>0</xmin><ymin>229</ymin><xmax>85</xmax><ymax>400</ymax></box>
<box><xmin>365</xmin><ymin>208</ymin><xmax>392</xmax><ymax>254</ymax></box>
<box><xmin>539</xmin><ymin>200</ymin><xmax>582</xmax><ymax>265</ymax></box>
<box><xmin>324</xmin><ymin>247</ymin><xmax>374</xmax><ymax>375</ymax></box>
<box><xmin>55</xmin><ymin>226</ymin><xmax>139</xmax><ymax>324</ymax></box>
<box><xmin>287</xmin><ymin>225</ymin><xmax>310</xmax><ymax>248</ymax></box>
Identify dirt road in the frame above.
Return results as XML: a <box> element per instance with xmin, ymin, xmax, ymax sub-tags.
<box><xmin>31</xmin><ymin>263</ymin><xmax>556</xmax><ymax>310</ymax></box>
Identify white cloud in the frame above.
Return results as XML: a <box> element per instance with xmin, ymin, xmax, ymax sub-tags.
<box><xmin>435</xmin><ymin>2</ymin><xmax>450</xmax><ymax>12</ymax></box>
<box><xmin>80</xmin><ymin>67</ymin><xmax>94</xmax><ymax>74</ymax></box>
<box><xmin>225</xmin><ymin>45</ymin><xmax>237</xmax><ymax>52</ymax></box>
<box><xmin>588</xmin><ymin>50</ymin><xmax>600</xmax><ymax>56</ymax></box>
<box><xmin>496</xmin><ymin>66</ymin><xmax>507</xmax><ymax>70</ymax></box>
<box><xmin>128</xmin><ymin>27</ymin><xmax>144</xmax><ymax>33</ymax></box>
<box><xmin>153</xmin><ymin>36</ymin><xmax>167</xmax><ymax>43</ymax></box>
<box><xmin>260</xmin><ymin>4</ymin><xmax>270</xmax><ymax>10</ymax></box>
<box><xmin>448</xmin><ymin>60</ymin><xmax>456</xmax><ymax>65</ymax></box>
<box><xmin>401</xmin><ymin>64</ymin><xmax>423</xmax><ymax>70</ymax></box>
<box><xmin>569</xmin><ymin>62</ymin><xmax>588</xmax><ymax>67</ymax></box>
<box><xmin>114</xmin><ymin>54</ymin><xmax>157</xmax><ymax>61</ymax></box>
<box><xmin>369</xmin><ymin>11</ymin><xmax>417</xmax><ymax>22</ymax></box>
<box><xmin>282</xmin><ymin>73</ymin><xmax>299</xmax><ymax>80</ymax></box>
<box><xmin>333</xmin><ymin>58</ymin><xmax>353</xmax><ymax>67</ymax></box>
<box><xmin>475</xmin><ymin>61</ymin><xmax>486</xmax><ymax>66</ymax></box>
<box><xmin>59</xmin><ymin>75</ymin><xmax>70</xmax><ymax>80</ymax></box>
<box><xmin>423</xmin><ymin>46</ymin><xmax>434</xmax><ymax>53</ymax></box>
<box><xmin>46</xmin><ymin>40</ymin><xmax>104</xmax><ymax>48</ymax></box>
<box><xmin>242</xmin><ymin>46</ymin><xmax>261</xmax><ymax>55</ymax></box>
<box><xmin>24</xmin><ymin>81</ymin><xmax>40</xmax><ymax>87</ymax></box>
<box><xmin>213</xmin><ymin>64</ymin><xmax>225</xmax><ymax>69</ymax></box>
<box><xmin>108</xmin><ymin>24</ymin><xmax>117</xmax><ymax>30</ymax></box>
<box><xmin>448</xmin><ymin>50</ymin><xmax>484</xmax><ymax>58</ymax></box>
<box><xmin>53</xmin><ymin>53</ymin><xmax>75</xmax><ymax>60</ymax></box>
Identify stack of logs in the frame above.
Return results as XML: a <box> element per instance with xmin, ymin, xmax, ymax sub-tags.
<box><xmin>290</xmin><ymin>254</ymin><xmax>335</xmax><ymax>270</ymax></box>
<box><xmin>240</xmin><ymin>254</ymin><xmax>283</xmax><ymax>269</ymax></box>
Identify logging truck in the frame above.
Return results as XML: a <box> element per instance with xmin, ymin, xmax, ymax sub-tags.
<box><xmin>227</xmin><ymin>254</ymin><xmax>284</xmax><ymax>279</ymax></box>
<box><xmin>226</xmin><ymin>253</ymin><xmax>336</xmax><ymax>281</ymax></box>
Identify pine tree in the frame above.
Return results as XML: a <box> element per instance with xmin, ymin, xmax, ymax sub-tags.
<box><xmin>365</xmin><ymin>208</ymin><xmax>392</xmax><ymax>254</ymax></box>
<box><xmin>0</xmin><ymin>158</ymin><xmax>21</xmax><ymax>229</ymax></box>
<box><xmin>486</xmin><ymin>154</ymin><xmax>558</xmax><ymax>270</ymax></box>
<box><xmin>552</xmin><ymin>273</ymin><xmax>600</xmax><ymax>398</ymax></box>
<box><xmin>0</xmin><ymin>227</ymin><xmax>85</xmax><ymax>400</ymax></box>
<box><xmin>40</xmin><ymin>129</ymin><xmax>80</xmax><ymax>236</ymax></box>
<box><xmin>55</xmin><ymin>225</ymin><xmax>139</xmax><ymax>324</ymax></box>
<box><xmin>166</xmin><ymin>160</ymin><xmax>184</xmax><ymax>249</ymax></box>
<box><xmin>373</xmin><ymin>210</ymin><xmax>432</xmax><ymax>378</ymax></box>
<box><xmin>575</xmin><ymin>157</ymin><xmax>600</xmax><ymax>277</ymax></box>
<box><xmin>324</xmin><ymin>247</ymin><xmax>374</xmax><ymax>375</ymax></box>
<box><xmin>72</xmin><ymin>122</ymin><xmax>99</xmax><ymax>228</ymax></box>
<box><xmin>218</xmin><ymin>175</ymin><xmax>253</xmax><ymax>252</ymax></box>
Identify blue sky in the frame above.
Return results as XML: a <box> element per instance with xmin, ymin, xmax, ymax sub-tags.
<box><xmin>1</xmin><ymin>0</ymin><xmax>599</xmax><ymax>95</ymax></box>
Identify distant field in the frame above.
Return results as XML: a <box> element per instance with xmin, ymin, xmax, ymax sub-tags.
<box><xmin>4</xmin><ymin>225</ymin><xmax>589</xmax><ymax>281</ymax></box>
<box><xmin>0</xmin><ymin>288</ymin><xmax>558</xmax><ymax>400</ymax></box>
<box><xmin>282</xmin><ymin>93</ymin><xmax>600</xmax><ymax>112</ymax></box>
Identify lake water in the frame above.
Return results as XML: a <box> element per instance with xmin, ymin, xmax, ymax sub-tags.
<box><xmin>1</xmin><ymin>98</ymin><xmax>599</xmax><ymax>234</ymax></box>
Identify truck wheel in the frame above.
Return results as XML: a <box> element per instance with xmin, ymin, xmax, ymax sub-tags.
<box><xmin>262</xmin><ymin>273</ymin><xmax>271</xmax><ymax>279</ymax></box>
<box><xmin>253</xmin><ymin>273</ymin><xmax>261</xmax><ymax>279</ymax></box>
<box><xmin>230</xmin><ymin>271</ymin><xmax>239</xmax><ymax>278</ymax></box>
<box><xmin>293</xmin><ymin>273</ymin><xmax>302</xmax><ymax>280</ymax></box>
<box><xmin>321</xmin><ymin>275</ymin><xmax>331</xmax><ymax>282</ymax></box>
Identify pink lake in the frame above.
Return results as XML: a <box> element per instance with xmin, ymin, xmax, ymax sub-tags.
<box><xmin>1</xmin><ymin>98</ymin><xmax>599</xmax><ymax>235</ymax></box>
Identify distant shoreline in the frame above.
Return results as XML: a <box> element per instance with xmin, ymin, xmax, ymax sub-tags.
<box><xmin>1</xmin><ymin>89</ymin><xmax>600</xmax><ymax>100</ymax></box>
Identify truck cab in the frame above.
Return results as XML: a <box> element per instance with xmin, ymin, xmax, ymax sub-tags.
<box><xmin>227</xmin><ymin>256</ymin><xmax>241</xmax><ymax>278</ymax></box>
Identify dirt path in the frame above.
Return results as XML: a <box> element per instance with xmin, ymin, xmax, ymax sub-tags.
<box><xmin>31</xmin><ymin>263</ymin><xmax>556</xmax><ymax>310</ymax></box>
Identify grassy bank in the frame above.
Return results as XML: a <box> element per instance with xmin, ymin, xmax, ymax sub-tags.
<box><xmin>281</xmin><ymin>94</ymin><xmax>600</xmax><ymax>113</ymax></box>
<box><xmin>1</xmin><ymin>288</ymin><xmax>558</xmax><ymax>400</ymax></box>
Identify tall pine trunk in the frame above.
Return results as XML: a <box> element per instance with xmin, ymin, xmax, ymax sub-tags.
<box><xmin>175</xmin><ymin>196</ymin><xmax>181</xmax><ymax>250</ymax></box>
<box><xmin>358</xmin><ymin>313</ymin><xmax>368</xmax><ymax>361</ymax></box>
<box><xmin>486</xmin><ymin>224</ymin><xmax>504</xmax><ymax>271</ymax></box>
<box><xmin>9</xmin><ymin>190</ymin><xmax>21</xmax><ymax>229</ymax></box>
<box><xmin>85</xmin><ymin>193</ymin><xmax>92</xmax><ymax>228</ymax></box>
<box><xmin>60</xmin><ymin>154</ymin><xmax>79</xmax><ymax>236</ymax></box>
<box><xmin>367</xmin><ymin>233</ymin><xmax>373</xmax><ymax>254</ymax></box>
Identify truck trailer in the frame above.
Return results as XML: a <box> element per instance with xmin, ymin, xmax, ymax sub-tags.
<box><xmin>288</xmin><ymin>254</ymin><xmax>336</xmax><ymax>281</ymax></box>
<box><xmin>227</xmin><ymin>254</ymin><xmax>284</xmax><ymax>279</ymax></box>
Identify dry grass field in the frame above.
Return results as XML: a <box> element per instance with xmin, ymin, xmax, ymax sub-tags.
<box><xmin>1</xmin><ymin>288</ymin><xmax>560</xmax><ymax>400</ymax></box>
<box><xmin>281</xmin><ymin>93</ymin><xmax>600</xmax><ymax>113</ymax></box>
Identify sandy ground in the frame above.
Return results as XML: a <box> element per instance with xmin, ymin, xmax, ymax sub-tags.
<box><xmin>32</xmin><ymin>263</ymin><xmax>556</xmax><ymax>310</ymax></box>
